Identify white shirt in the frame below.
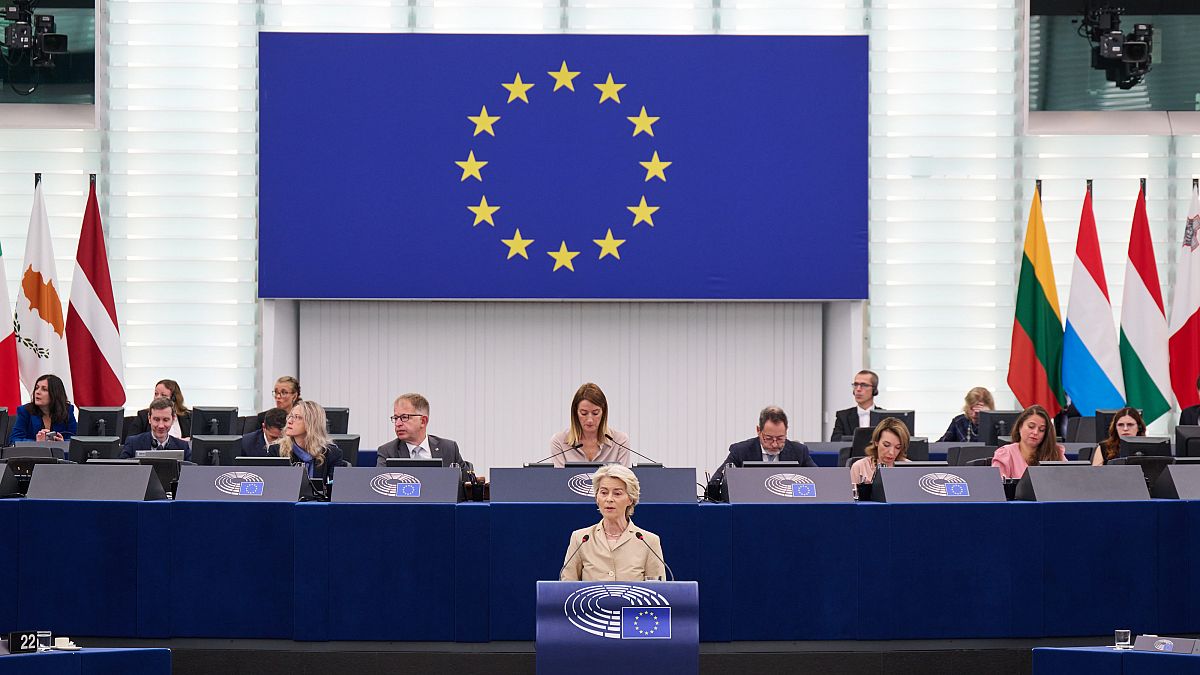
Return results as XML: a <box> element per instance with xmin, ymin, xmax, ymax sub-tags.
<box><xmin>856</xmin><ymin>404</ymin><xmax>876</xmax><ymax>429</ymax></box>
<box><xmin>760</xmin><ymin>443</ymin><xmax>780</xmax><ymax>462</ymax></box>
<box><xmin>406</xmin><ymin>438</ymin><xmax>431</xmax><ymax>459</ymax></box>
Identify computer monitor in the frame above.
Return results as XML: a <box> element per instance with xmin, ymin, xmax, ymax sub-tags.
<box><xmin>135</xmin><ymin>457</ymin><xmax>184</xmax><ymax>495</ymax></box>
<box><xmin>978</xmin><ymin>410</ymin><xmax>1022</xmax><ymax>446</ymax></box>
<box><xmin>76</xmin><ymin>406</ymin><xmax>125</xmax><ymax>437</ymax></box>
<box><xmin>1</xmin><ymin>444</ymin><xmax>61</xmax><ymax>460</ymax></box>
<box><xmin>850</xmin><ymin>427</ymin><xmax>874</xmax><ymax>456</ymax></box>
<box><xmin>191</xmin><ymin>435</ymin><xmax>243</xmax><ymax>466</ymax></box>
<box><xmin>563</xmin><ymin>461</ymin><xmax>604</xmax><ymax>469</ymax></box>
<box><xmin>67</xmin><ymin>436</ymin><xmax>122</xmax><ymax>463</ymax></box>
<box><xmin>1119</xmin><ymin>436</ymin><xmax>1171</xmax><ymax>458</ymax></box>
<box><xmin>1037</xmin><ymin>460</ymin><xmax>1091</xmax><ymax>467</ymax></box>
<box><xmin>1175</xmin><ymin>426</ymin><xmax>1200</xmax><ymax>458</ymax></box>
<box><xmin>870</xmin><ymin>410</ymin><xmax>915</xmax><ymax>437</ymax></box>
<box><xmin>892</xmin><ymin>460</ymin><xmax>949</xmax><ymax>467</ymax></box>
<box><xmin>743</xmin><ymin>461</ymin><xmax>801</xmax><ymax>468</ymax></box>
<box><xmin>329</xmin><ymin>434</ymin><xmax>360</xmax><ymax>467</ymax></box>
<box><xmin>324</xmin><ymin>407</ymin><xmax>349</xmax><ymax>435</ymax></box>
<box><xmin>2</xmin><ymin>456</ymin><xmax>59</xmax><ymax>496</ymax></box>
<box><xmin>234</xmin><ymin>456</ymin><xmax>292</xmax><ymax>467</ymax></box>
<box><xmin>385</xmin><ymin>458</ymin><xmax>442</xmax><ymax>468</ymax></box>
<box><xmin>1096</xmin><ymin>408</ymin><xmax>1141</xmax><ymax>441</ymax></box>
<box><xmin>191</xmin><ymin>407</ymin><xmax>239</xmax><ymax>436</ymax></box>
<box><xmin>947</xmin><ymin>446</ymin><xmax>997</xmax><ymax>466</ymax></box>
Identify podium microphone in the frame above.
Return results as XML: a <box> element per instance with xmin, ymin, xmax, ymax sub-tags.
<box><xmin>530</xmin><ymin>443</ymin><xmax>582</xmax><ymax>466</ymax></box>
<box><xmin>558</xmin><ymin>534</ymin><xmax>590</xmax><ymax>578</ymax></box>
<box><xmin>635</xmin><ymin>531</ymin><xmax>674</xmax><ymax>581</ymax></box>
<box><xmin>605</xmin><ymin>434</ymin><xmax>662</xmax><ymax>465</ymax></box>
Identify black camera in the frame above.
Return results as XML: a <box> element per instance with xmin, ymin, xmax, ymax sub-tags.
<box><xmin>2</xmin><ymin>0</ymin><xmax>68</xmax><ymax>64</ymax></box>
<box><xmin>1081</xmin><ymin>6</ymin><xmax>1152</xmax><ymax>90</ymax></box>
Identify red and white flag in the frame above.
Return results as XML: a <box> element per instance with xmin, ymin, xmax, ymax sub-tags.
<box><xmin>66</xmin><ymin>179</ymin><xmax>125</xmax><ymax>406</ymax></box>
<box><xmin>0</xmin><ymin>239</ymin><xmax>22</xmax><ymax>411</ymax></box>
<box><xmin>1169</xmin><ymin>183</ymin><xmax>1200</xmax><ymax>410</ymax></box>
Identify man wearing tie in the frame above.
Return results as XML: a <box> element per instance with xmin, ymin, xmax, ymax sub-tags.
<box><xmin>710</xmin><ymin>406</ymin><xmax>816</xmax><ymax>486</ymax></box>
<box><xmin>121</xmin><ymin>397</ymin><xmax>191</xmax><ymax>460</ymax></box>
<box><xmin>831</xmin><ymin>369</ymin><xmax>880</xmax><ymax>441</ymax></box>
<box><xmin>376</xmin><ymin>393</ymin><xmax>469</xmax><ymax>469</ymax></box>
<box><xmin>240</xmin><ymin>408</ymin><xmax>286</xmax><ymax>457</ymax></box>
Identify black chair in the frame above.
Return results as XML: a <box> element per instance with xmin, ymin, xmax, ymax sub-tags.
<box><xmin>120</xmin><ymin>415</ymin><xmax>138</xmax><ymax>443</ymax></box>
<box><xmin>907</xmin><ymin>438</ymin><xmax>930</xmax><ymax>462</ymax></box>
<box><xmin>0</xmin><ymin>409</ymin><xmax>13</xmax><ymax>446</ymax></box>
<box><xmin>947</xmin><ymin>446</ymin><xmax>997</xmax><ymax>466</ymax></box>
<box><xmin>838</xmin><ymin>445</ymin><xmax>865</xmax><ymax>467</ymax></box>
<box><xmin>1076</xmin><ymin>446</ymin><xmax>1096</xmax><ymax>464</ymax></box>
<box><xmin>238</xmin><ymin>416</ymin><xmax>258</xmax><ymax>435</ymax></box>
<box><xmin>1066</xmin><ymin>417</ymin><xmax>1098</xmax><ymax>444</ymax></box>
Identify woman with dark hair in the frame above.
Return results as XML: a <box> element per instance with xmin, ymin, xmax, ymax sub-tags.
<box><xmin>990</xmin><ymin>405</ymin><xmax>1065</xmax><ymax>478</ymax></box>
<box><xmin>549</xmin><ymin>383</ymin><xmax>631</xmax><ymax>467</ymax></box>
<box><xmin>1092</xmin><ymin>406</ymin><xmax>1146</xmax><ymax>466</ymax></box>
<box><xmin>11</xmin><ymin>374</ymin><xmax>77</xmax><ymax>442</ymax></box>
<box><xmin>849</xmin><ymin>416</ymin><xmax>910</xmax><ymax>485</ymax></box>
<box><xmin>128</xmin><ymin>379</ymin><xmax>192</xmax><ymax>438</ymax></box>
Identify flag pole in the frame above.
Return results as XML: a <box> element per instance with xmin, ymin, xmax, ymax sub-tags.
<box><xmin>1036</xmin><ymin>179</ymin><xmax>1042</xmax><ymax>198</ymax></box>
<box><xmin>34</xmin><ymin>173</ymin><xmax>41</xmax><ymax>187</ymax></box>
<box><xmin>1141</xmin><ymin>177</ymin><xmax>1146</xmax><ymax>193</ymax></box>
<box><xmin>1193</xmin><ymin>177</ymin><xmax>1197</xmax><ymax>189</ymax></box>
<box><xmin>89</xmin><ymin>173</ymin><xmax>96</xmax><ymax>187</ymax></box>
<box><xmin>1086</xmin><ymin>179</ymin><xmax>1092</xmax><ymax>194</ymax></box>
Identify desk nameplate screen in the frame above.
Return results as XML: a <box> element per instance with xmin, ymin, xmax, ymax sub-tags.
<box><xmin>869</xmin><ymin>465</ymin><xmax>1006</xmax><ymax>503</ymax></box>
<box><xmin>725</xmin><ymin>466</ymin><xmax>853</xmax><ymax>504</ymax></box>
<box><xmin>175</xmin><ymin>465</ymin><xmax>310</xmax><ymax>502</ymax></box>
<box><xmin>490</xmin><ymin>467</ymin><xmax>696</xmax><ymax>503</ymax></box>
<box><xmin>331</xmin><ymin>467</ymin><xmax>460</xmax><ymax>503</ymax></box>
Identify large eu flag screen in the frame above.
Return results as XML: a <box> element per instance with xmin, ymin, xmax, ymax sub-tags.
<box><xmin>259</xmin><ymin>33</ymin><xmax>867</xmax><ymax>300</ymax></box>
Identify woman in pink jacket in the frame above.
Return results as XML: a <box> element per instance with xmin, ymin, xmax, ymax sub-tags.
<box><xmin>990</xmin><ymin>405</ymin><xmax>1064</xmax><ymax>479</ymax></box>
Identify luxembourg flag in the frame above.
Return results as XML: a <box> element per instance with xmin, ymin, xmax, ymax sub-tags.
<box><xmin>1062</xmin><ymin>187</ymin><xmax>1125</xmax><ymax>415</ymax></box>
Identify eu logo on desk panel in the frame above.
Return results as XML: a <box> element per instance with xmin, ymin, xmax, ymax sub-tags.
<box><xmin>214</xmin><ymin>471</ymin><xmax>265</xmax><ymax>497</ymax></box>
<box><xmin>258</xmin><ymin>34</ymin><xmax>868</xmax><ymax>300</ymax></box>
<box><xmin>563</xmin><ymin>584</ymin><xmax>672</xmax><ymax>640</ymax></box>
<box><xmin>370</xmin><ymin>472</ymin><xmax>422</xmax><ymax>498</ymax></box>
<box><xmin>765</xmin><ymin>473</ymin><xmax>816</xmax><ymax>498</ymax></box>
<box><xmin>918</xmin><ymin>472</ymin><xmax>970</xmax><ymax>497</ymax></box>
<box><xmin>1154</xmin><ymin>639</ymin><xmax>1176</xmax><ymax>652</ymax></box>
<box><xmin>568</xmin><ymin>473</ymin><xmax>595</xmax><ymax>497</ymax></box>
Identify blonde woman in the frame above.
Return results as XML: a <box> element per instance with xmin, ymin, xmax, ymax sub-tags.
<box><xmin>278</xmin><ymin>400</ymin><xmax>342</xmax><ymax>481</ymax></box>
<box><xmin>937</xmin><ymin>386</ymin><xmax>995</xmax><ymax>442</ymax></box>
<box><xmin>560</xmin><ymin>464</ymin><xmax>667</xmax><ymax>582</ymax></box>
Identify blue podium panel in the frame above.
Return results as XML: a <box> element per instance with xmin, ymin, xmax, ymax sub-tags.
<box><xmin>730</xmin><ymin>504</ymin><xmax>863</xmax><ymax>640</ymax></box>
<box><xmin>330</xmin><ymin>467</ymin><xmax>460</xmax><ymax>503</ymax></box>
<box><xmin>536</xmin><ymin>581</ymin><xmax>698</xmax><ymax>675</ymax></box>
<box><xmin>0</xmin><ymin>648</ymin><xmax>171</xmax><ymax>675</ymax></box>
<box><xmin>135</xmin><ymin>502</ymin><xmax>173</xmax><ymax>638</ymax></box>
<box><xmin>168</xmin><ymin>502</ymin><xmax>295</xmax><ymax>638</ymax></box>
<box><xmin>0</xmin><ymin>500</ymin><xmax>18</xmax><ymax>632</ymax></box>
<box><xmin>489</xmin><ymin>467</ymin><xmax>696</xmax><ymax>503</ymax></box>
<box><xmin>725</xmin><ymin>466</ymin><xmax>853</xmax><ymax>503</ymax></box>
<box><xmin>1032</xmin><ymin>647</ymin><xmax>1123</xmax><ymax>675</ymax></box>
<box><xmin>454</xmin><ymin>503</ymin><xmax>491</xmax><ymax>642</ymax></box>
<box><xmin>1125</xmin><ymin>650</ymin><xmax>1200</xmax><ymax>674</ymax></box>
<box><xmin>17</xmin><ymin>501</ymin><xmax>140</xmax><ymax>636</ymax></box>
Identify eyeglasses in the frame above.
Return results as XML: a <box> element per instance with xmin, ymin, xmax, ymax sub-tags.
<box><xmin>390</xmin><ymin>414</ymin><xmax>426</xmax><ymax>423</ymax></box>
<box><xmin>851</xmin><ymin>382</ymin><xmax>873</xmax><ymax>389</ymax></box>
<box><xmin>760</xmin><ymin>434</ymin><xmax>787</xmax><ymax>443</ymax></box>
<box><xmin>273</xmin><ymin>390</ymin><xmax>296</xmax><ymax>397</ymax></box>
<box><xmin>286</xmin><ymin>414</ymin><xmax>303</xmax><ymax>422</ymax></box>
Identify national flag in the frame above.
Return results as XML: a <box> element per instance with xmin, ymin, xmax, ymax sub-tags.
<box><xmin>66</xmin><ymin>179</ymin><xmax>125</xmax><ymax>407</ymax></box>
<box><xmin>1119</xmin><ymin>185</ymin><xmax>1173</xmax><ymax>423</ymax></box>
<box><xmin>1062</xmin><ymin>187</ymin><xmax>1125</xmax><ymax>415</ymax></box>
<box><xmin>1168</xmin><ymin>183</ymin><xmax>1200</xmax><ymax>410</ymax></box>
<box><xmin>0</xmin><ymin>240</ymin><xmax>22</xmax><ymax>412</ymax></box>
<box><xmin>1008</xmin><ymin>189</ymin><xmax>1066</xmax><ymax>417</ymax></box>
<box><xmin>14</xmin><ymin>181</ymin><xmax>71</xmax><ymax>398</ymax></box>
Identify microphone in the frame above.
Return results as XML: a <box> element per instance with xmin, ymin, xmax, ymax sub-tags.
<box><xmin>605</xmin><ymin>434</ymin><xmax>662</xmax><ymax>466</ymax></box>
<box><xmin>635</xmin><ymin>531</ymin><xmax>674</xmax><ymax>581</ymax></box>
<box><xmin>558</xmin><ymin>534</ymin><xmax>590</xmax><ymax>578</ymax></box>
<box><xmin>530</xmin><ymin>442</ymin><xmax>582</xmax><ymax>466</ymax></box>
<box><xmin>207</xmin><ymin>417</ymin><xmax>219</xmax><ymax>435</ymax></box>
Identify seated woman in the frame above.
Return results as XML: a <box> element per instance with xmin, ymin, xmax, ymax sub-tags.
<box><xmin>11</xmin><ymin>374</ymin><xmax>77</xmax><ymax>442</ymax></box>
<box><xmin>1092</xmin><ymin>406</ymin><xmax>1146</xmax><ymax>466</ymax></box>
<box><xmin>937</xmin><ymin>386</ymin><xmax>995</xmax><ymax>442</ymax></box>
<box><xmin>560</xmin><ymin>464</ymin><xmax>667</xmax><ymax>582</ymax></box>
<box><xmin>257</xmin><ymin>376</ymin><xmax>301</xmax><ymax>427</ymax></box>
<box><xmin>991</xmin><ymin>404</ymin><xmax>1065</xmax><ymax>479</ymax></box>
<box><xmin>549</xmin><ymin>383</ymin><xmax>631</xmax><ymax>467</ymax></box>
<box><xmin>849</xmin><ymin>416</ymin><xmax>910</xmax><ymax>485</ymax></box>
<box><xmin>127</xmin><ymin>379</ymin><xmax>192</xmax><ymax>438</ymax></box>
<box><xmin>277</xmin><ymin>400</ymin><xmax>342</xmax><ymax>482</ymax></box>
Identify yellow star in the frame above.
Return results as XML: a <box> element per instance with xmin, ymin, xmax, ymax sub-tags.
<box><xmin>467</xmin><ymin>105</ymin><xmax>500</xmax><ymax>137</ymax></box>
<box><xmin>627</xmin><ymin>196</ymin><xmax>659</xmax><ymax>227</ymax></box>
<box><xmin>547</xmin><ymin>241</ymin><xmax>580</xmax><ymax>272</ymax></box>
<box><xmin>548</xmin><ymin>61</ymin><xmax>581</xmax><ymax>92</ymax></box>
<box><xmin>502</xmin><ymin>73</ymin><xmax>535</xmax><ymax>103</ymax></box>
<box><xmin>639</xmin><ymin>151</ymin><xmax>671</xmax><ymax>182</ymax></box>
<box><xmin>467</xmin><ymin>195</ymin><xmax>499</xmax><ymax>226</ymax></box>
<box><xmin>593</xmin><ymin>229</ymin><xmax>626</xmax><ymax>260</ymax></box>
<box><xmin>455</xmin><ymin>150</ymin><xmax>487</xmax><ymax>182</ymax></box>
<box><xmin>501</xmin><ymin>228</ymin><xmax>534</xmax><ymax>259</ymax></box>
<box><xmin>593</xmin><ymin>73</ymin><xmax>626</xmax><ymax>104</ymax></box>
<box><xmin>626</xmin><ymin>106</ymin><xmax>659</xmax><ymax>137</ymax></box>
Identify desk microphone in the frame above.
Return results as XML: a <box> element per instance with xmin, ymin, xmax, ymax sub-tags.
<box><xmin>558</xmin><ymin>534</ymin><xmax>590</xmax><ymax>578</ymax></box>
<box><xmin>605</xmin><ymin>434</ymin><xmax>662</xmax><ymax>465</ymax></box>
<box><xmin>530</xmin><ymin>443</ymin><xmax>581</xmax><ymax>466</ymax></box>
<box><xmin>635</xmin><ymin>531</ymin><xmax>674</xmax><ymax>581</ymax></box>
<box><xmin>206</xmin><ymin>417</ymin><xmax>220</xmax><ymax>435</ymax></box>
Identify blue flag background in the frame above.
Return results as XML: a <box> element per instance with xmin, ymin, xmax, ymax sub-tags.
<box><xmin>259</xmin><ymin>33</ymin><xmax>867</xmax><ymax>300</ymax></box>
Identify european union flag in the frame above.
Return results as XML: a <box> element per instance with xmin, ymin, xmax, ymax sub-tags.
<box><xmin>945</xmin><ymin>483</ymin><xmax>970</xmax><ymax>497</ymax></box>
<box><xmin>239</xmin><ymin>482</ymin><xmax>264</xmax><ymax>496</ymax></box>
<box><xmin>791</xmin><ymin>483</ymin><xmax>816</xmax><ymax>498</ymax></box>
<box><xmin>260</xmin><ymin>34</ymin><xmax>867</xmax><ymax>300</ymax></box>
<box><xmin>620</xmin><ymin>606</ymin><xmax>672</xmax><ymax>639</ymax></box>
<box><xmin>395</xmin><ymin>482</ymin><xmax>422</xmax><ymax>498</ymax></box>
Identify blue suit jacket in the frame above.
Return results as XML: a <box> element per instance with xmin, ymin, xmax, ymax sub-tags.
<box><xmin>11</xmin><ymin>404</ymin><xmax>78</xmax><ymax>442</ymax></box>
<box><xmin>239</xmin><ymin>430</ymin><xmax>278</xmax><ymax>457</ymax></box>
<box><xmin>711</xmin><ymin>437</ymin><xmax>817</xmax><ymax>484</ymax></box>
<box><xmin>121</xmin><ymin>432</ymin><xmax>191</xmax><ymax>461</ymax></box>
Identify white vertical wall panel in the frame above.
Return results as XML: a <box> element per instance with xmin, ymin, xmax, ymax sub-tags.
<box><xmin>298</xmin><ymin>301</ymin><xmax>823</xmax><ymax>478</ymax></box>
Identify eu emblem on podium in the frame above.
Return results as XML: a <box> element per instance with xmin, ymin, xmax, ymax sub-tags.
<box><xmin>620</xmin><ymin>606</ymin><xmax>672</xmax><ymax>639</ymax></box>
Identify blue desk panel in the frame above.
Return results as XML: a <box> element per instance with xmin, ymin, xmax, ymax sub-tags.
<box><xmin>1034</xmin><ymin>647</ymin><xmax>1200</xmax><ymax>675</ymax></box>
<box><xmin>0</xmin><ymin>648</ymin><xmax>170</xmax><ymax>675</ymax></box>
<box><xmin>0</xmin><ymin>500</ymin><xmax>18</xmax><ymax>632</ymax></box>
<box><xmin>1125</xmin><ymin>650</ymin><xmax>1200</xmax><ymax>675</ymax></box>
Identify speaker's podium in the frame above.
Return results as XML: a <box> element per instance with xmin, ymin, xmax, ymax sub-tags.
<box><xmin>535</xmin><ymin>581</ymin><xmax>698</xmax><ymax>674</ymax></box>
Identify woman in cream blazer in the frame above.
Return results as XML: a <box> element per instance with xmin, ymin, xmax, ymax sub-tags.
<box><xmin>560</xmin><ymin>463</ymin><xmax>667</xmax><ymax>582</ymax></box>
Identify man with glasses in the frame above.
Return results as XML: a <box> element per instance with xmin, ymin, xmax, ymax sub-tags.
<box><xmin>376</xmin><ymin>393</ymin><xmax>468</xmax><ymax>469</ymax></box>
<box><xmin>710</xmin><ymin>406</ymin><xmax>815</xmax><ymax>488</ymax></box>
<box><xmin>831</xmin><ymin>370</ymin><xmax>880</xmax><ymax>441</ymax></box>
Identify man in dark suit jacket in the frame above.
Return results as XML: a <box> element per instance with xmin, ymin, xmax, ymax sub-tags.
<box><xmin>1182</xmin><ymin>376</ymin><xmax>1200</xmax><ymax>426</ymax></box>
<box><xmin>831</xmin><ymin>369</ymin><xmax>880</xmax><ymax>441</ymax></box>
<box><xmin>711</xmin><ymin>406</ymin><xmax>815</xmax><ymax>487</ymax></box>
<box><xmin>240</xmin><ymin>408</ymin><xmax>286</xmax><ymax>457</ymax></box>
<box><xmin>121</xmin><ymin>397</ymin><xmax>191</xmax><ymax>460</ymax></box>
<box><xmin>376</xmin><ymin>393</ymin><xmax>470</xmax><ymax>471</ymax></box>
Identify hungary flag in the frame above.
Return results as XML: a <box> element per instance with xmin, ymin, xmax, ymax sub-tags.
<box><xmin>0</xmin><ymin>240</ymin><xmax>21</xmax><ymax>412</ymax></box>
<box><xmin>1120</xmin><ymin>185</ymin><xmax>1173</xmax><ymax>423</ymax></box>
<box><xmin>1008</xmin><ymin>188</ymin><xmax>1066</xmax><ymax>417</ymax></box>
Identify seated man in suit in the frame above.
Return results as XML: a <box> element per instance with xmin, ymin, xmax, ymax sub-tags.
<box><xmin>240</xmin><ymin>408</ymin><xmax>286</xmax><ymax>457</ymax></box>
<box><xmin>376</xmin><ymin>393</ymin><xmax>470</xmax><ymax>471</ymax></box>
<box><xmin>831</xmin><ymin>369</ymin><xmax>880</xmax><ymax>441</ymax></box>
<box><xmin>121</xmin><ymin>397</ymin><xmax>191</xmax><ymax>460</ymax></box>
<box><xmin>1182</xmin><ymin>376</ymin><xmax>1200</xmax><ymax>427</ymax></box>
<box><xmin>711</xmin><ymin>406</ymin><xmax>815</xmax><ymax>487</ymax></box>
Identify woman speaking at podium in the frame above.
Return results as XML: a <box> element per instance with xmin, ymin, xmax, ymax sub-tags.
<box><xmin>560</xmin><ymin>464</ymin><xmax>667</xmax><ymax>582</ymax></box>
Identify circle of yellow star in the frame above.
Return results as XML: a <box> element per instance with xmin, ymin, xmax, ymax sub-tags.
<box><xmin>502</xmin><ymin>73</ymin><xmax>535</xmax><ymax>103</ymax></box>
<box><xmin>594</xmin><ymin>229</ymin><xmax>626</xmax><ymax>260</ymax></box>
<box><xmin>501</xmin><ymin>228</ymin><xmax>534</xmax><ymax>259</ymax></box>
<box><xmin>547</xmin><ymin>241</ymin><xmax>580</xmax><ymax>272</ymax></box>
<box><xmin>627</xmin><ymin>196</ymin><xmax>659</xmax><ymax>227</ymax></box>
<box><xmin>456</xmin><ymin>150</ymin><xmax>487</xmax><ymax>182</ymax></box>
<box><xmin>467</xmin><ymin>195</ymin><xmax>500</xmax><ymax>226</ymax></box>
<box><xmin>626</xmin><ymin>106</ymin><xmax>659</xmax><ymax>137</ymax></box>
<box><xmin>593</xmin><ymin>73</ymin><xmax>626</xmax><ymax>104</ymax></box>
<box><xmin>548</xmin><ymin>61</ymin><xmax>581</xmax><ymax>92</ymax></box>
<box><xmin>468</xmin><ymin>105</ymin><xmax>500</xmax><ymax>137</ymax></box>
<box><xmin>639</xmin><ymin>151</ymin><xmax>671</xmax><ymax>182</ymax></box>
